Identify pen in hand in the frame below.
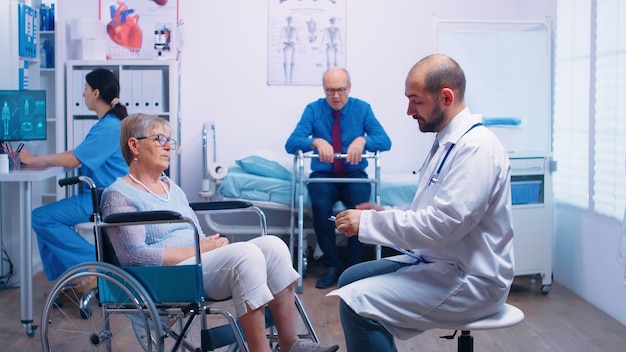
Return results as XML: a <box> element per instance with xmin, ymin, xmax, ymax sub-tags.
<box><xmin>331</xmin><ymin>215</ymin><xmax>420</xmax><ymax>261</ymax></box>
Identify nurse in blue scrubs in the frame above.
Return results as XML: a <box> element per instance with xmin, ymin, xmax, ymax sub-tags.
<box><xmin>20</xmin><ymin>68</ymin><xmax>129</xmax><ymax>281</ymax></box>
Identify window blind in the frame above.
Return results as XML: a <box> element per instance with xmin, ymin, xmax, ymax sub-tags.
<box><xmin>554</xmin><ymin>0</ymin><xmax>626</xmax><ymax>220</ymax></box>
<box><xmin>553</xmin><ymin>0</ymin><xmax>591</xmax><ymax>209</ymax></box>
<box><xmin>593</xmin><ymin>0</ymin><xmax>626</xmax><ymax>220</ymax></box>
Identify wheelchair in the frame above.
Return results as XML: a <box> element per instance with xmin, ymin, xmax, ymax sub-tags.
<box><xmin>40</xmin><ymin>175</ymin><xmax>319</xmax><ymax>351</ymax></box>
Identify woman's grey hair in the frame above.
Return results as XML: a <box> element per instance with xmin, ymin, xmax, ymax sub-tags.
<box><xmin>120</xmin><ymin>113</ymin><xmax>170</xmax><ymax>165</ymax></box>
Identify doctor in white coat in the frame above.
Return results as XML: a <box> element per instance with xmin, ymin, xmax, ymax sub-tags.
<box><xmin>328</xmin><ymin>54</ymin><xmax>515</xmax><ymax>352</ymax></box>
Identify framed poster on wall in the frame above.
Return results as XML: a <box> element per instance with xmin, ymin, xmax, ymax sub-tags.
<box><xmin>99</xmin><ymin>0</ymin><xmax>179</xmax><ymax>60</ymax></box>
<box><xmin>267</xmin><ymin>0</ymin><xmax>346</xmax><ymax>86</ymax></box>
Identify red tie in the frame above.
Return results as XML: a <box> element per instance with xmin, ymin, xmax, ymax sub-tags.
<box><xmin>332</xmin><ymin>110</ymin><xmax>345</xmax><ymax>176</ymax></box>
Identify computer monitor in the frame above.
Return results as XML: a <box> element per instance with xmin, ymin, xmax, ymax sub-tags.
<box><xmin>0</xmin><ymin>90</ymin><xmax>47</xmax><ymax>142</ymax></box>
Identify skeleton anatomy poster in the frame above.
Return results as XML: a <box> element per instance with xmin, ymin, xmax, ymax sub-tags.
<box><xmin>268</xmin><ymin>0</ymin><xmax>347</xmax><ymax>86</ymax></box>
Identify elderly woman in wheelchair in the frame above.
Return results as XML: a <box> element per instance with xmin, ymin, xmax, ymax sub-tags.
<box><xmin>42</xmin><ymin>113</ymin><xmax>338</xmax><ymax>352</ymax></box>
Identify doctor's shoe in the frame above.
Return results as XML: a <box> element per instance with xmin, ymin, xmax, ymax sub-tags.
<box><xmin>285</xmin><ymin>339</ymin><xmax>339</xmax><ymax>352</ymax></box>
<box><xmin>315</xmin><ymin>266</ymin><xmax>341</xmax><ymax>289</ymax></box>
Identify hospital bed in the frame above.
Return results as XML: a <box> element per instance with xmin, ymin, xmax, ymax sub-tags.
<box><xmin>198</xmin><ymin>123</ymin><xmax>418</xmax><ymax>292</ymax></box>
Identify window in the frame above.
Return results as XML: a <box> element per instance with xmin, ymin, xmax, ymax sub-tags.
<box><xmin>554</xmin><ymin>0</ymin><xmax>626</xmax><ymax>220</ymax></box>
<box><xmin>593</xmin><ymin>0</ymin><xmax>626</xmax><ymax>219</ymax></box>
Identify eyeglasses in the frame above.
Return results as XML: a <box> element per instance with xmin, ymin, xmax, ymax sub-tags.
<box><xmin>136</xmin><ymin>134</ymin><xmax>178</xmax><ymax>150</ymax></box>
<box><xmin>324</xmin><ymin>87</ymin><xmax>348</xmax><ymax>95</ymax></box>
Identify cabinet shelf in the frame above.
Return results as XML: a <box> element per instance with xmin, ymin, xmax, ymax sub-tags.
<box><xmin>509</xmin><ymin>156</ymin><xmax>553</xmax><ymax>293</ymax></box>
<box><xmin>67</xmin><ymin>60</ymin><xmax>180</xmax><ymax>183</ymax></box>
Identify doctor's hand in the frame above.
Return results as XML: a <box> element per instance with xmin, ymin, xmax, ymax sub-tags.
<box><xmin>356</xmin><ymin>202</ymin><xmax>384</xmax><ymax>211</ymax></box>
<box><xmin>312</xmin><ymin>138</ymin><xmax>335</xmax><ymax>163</ymax></box>
<box><xmin>335</xmin><ymin>209</ymin><xmax>362</xmax><ymax>237</ymax></box>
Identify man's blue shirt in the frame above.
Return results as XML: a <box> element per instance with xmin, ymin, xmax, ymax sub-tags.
<box><xmin>285</xmin><ymin>97</ymin><xmax>391</xmax><ymax>173</ymax></box>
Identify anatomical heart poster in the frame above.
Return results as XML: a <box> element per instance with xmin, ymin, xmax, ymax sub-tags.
<box><xmin>99</xmin><ymin>0</ymin><xmax>178</xmax><ymax>60</ymax></box>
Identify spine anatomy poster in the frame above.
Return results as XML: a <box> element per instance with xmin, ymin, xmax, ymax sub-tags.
<box><xmin>267</xmin><ymin>0</ymin><xmax>347</xmax><ymax>86</ymax></box>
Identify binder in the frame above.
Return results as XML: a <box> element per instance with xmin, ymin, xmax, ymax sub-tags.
<box><xmin>18</xmin><ymin>4</ymin><xmax>37</xmax><ymax>58</ymax></box>
<box><xmin>119</xmin><ymin>69</ymin><xmax>133</xmax><ymax>113</ymax></box>
<box><xmin>19</xmin><ymin>60</ymin><xmax>29</xmax><ymax>90</ymax></box>
<box><xmin>71</xmin><ymin>70</ymin><xmax>86</xmax><ymax>115</ymax></box>
<box><xmin>145</xmin><ymin>70</ymin><xmax>164</xmax><ymax>114</ymax></box>
<box><xmin>72</xmin><ymin>119</ymin><xmax>84</xmax><ymax>150</ymax></box>
<box><xmin>72</xmin><ymin>118</ymin><xmax>98</xmax><ymax>149</ymax></box>
<box><xmin>131</xmin><ymin>70</ymin><xmax>143</xmax><ymax>114</ymax></box>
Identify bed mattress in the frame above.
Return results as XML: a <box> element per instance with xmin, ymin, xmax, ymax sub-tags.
<box><xmin>217</xmin><ymin>167</ymin><xmax>418</xmax><ymax>209</ymax></box>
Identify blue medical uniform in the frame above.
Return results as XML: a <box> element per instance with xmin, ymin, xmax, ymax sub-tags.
<box><xmin>33</xmin><ymin>112</ymin><xmax>129</xmax><ymax>280</ymax></box>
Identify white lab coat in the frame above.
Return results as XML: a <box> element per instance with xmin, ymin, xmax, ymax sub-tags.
<box><xmin>328</xmin><ymin>108</ymin><xmax>515</xmax><ymax>339</ymax></box>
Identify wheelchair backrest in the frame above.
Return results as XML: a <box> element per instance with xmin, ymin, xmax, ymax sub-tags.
<box><xmin>96</xmin><ymin>212</ymin><xmax>205</xmax><ymax>304</ymax></box>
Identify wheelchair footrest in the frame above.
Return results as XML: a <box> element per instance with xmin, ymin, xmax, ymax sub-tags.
<box><xmin>201</xmin><ymin>306</ymin><xmax>275</xmax><ymax>350</ymax></box>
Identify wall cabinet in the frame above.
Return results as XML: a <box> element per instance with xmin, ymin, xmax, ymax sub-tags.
<box><xmin>0</xmin><ymin>0</ymin><xmax>58</xmax><ymax>282</ymax></box>
<box><xmin>66</xmin><ymin>60</ymin><xmax>180</xmax><ymax>183</ymax></box>
<box><xmin>510</xmin><ymin>155</ymin><xmax>554</xmax><ymax>293</ymax></box>
<box><xmin>0</xmin><ymin>0</ymin><xmax>61</xmax><ymax>201</ymax></box>
<box><xmin>437</xmin><ymin>21</ymin><xmax>554</xmax><ymax>293</ymax></box>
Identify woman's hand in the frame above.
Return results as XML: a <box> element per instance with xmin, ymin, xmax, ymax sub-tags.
<box><xmin>17</xmin><ymin>149</ymin><xmax>37</xmax><ymax>166</ymax></box>
<box><xmin>200</xmin><ymin>234</ymin><xmax>230</xmax><ymax>252</ymax></box>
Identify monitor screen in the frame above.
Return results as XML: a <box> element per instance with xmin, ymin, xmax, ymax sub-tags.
<box><xmin>0</xmin><ymin>90</ymin><xmax>47</xmax><ymax>142</ymax></box>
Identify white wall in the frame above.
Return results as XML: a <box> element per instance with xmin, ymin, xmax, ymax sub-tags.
<box><xmin>61</xmin><ymin>0</ymin><xmax>626</xmax><ymax>325</ymax></box>
<box><xmin>554</xmin><ymin>207</ymin><xmax>626</xmax><ymax>325</ymax></box>
<box><xmin>177</xmin><ymin>0</ymin><xmax>557</xmax><ymax>202</ymax></box>
<box><xmin>52</xmin><ymin>0</ymin><xmax>557</xmax><ymax>200</ymax></box>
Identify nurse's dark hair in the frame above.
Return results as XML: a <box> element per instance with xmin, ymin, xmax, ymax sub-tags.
<box><xmin>418</xmin><ymin>54</ymin><xmax>466</xmax><ymax>102</ymax></box>
<box><xmin>120</xmin><ymin>113</ymin><xmax>170</xmax><ymax>165</ymax></box>
<box><xmin>85</xmin><ymin>68</ymin><xmax>128</xmax><ymax>119</ymax></box>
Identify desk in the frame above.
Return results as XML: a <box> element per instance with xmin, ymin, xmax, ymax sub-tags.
<box><xmin>0</xmin><ymin>166</ymin><xmax>66</xmax><ymax>336</ymax></box>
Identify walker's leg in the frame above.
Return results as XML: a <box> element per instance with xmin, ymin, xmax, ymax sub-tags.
<box><xmin>458</xmin><ymin>330</ymin><xmax>473</xmax><ymax>352</ymax></box>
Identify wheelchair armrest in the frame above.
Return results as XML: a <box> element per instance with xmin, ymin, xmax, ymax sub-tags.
<box><xmin>190</xmin><ymin>201</ymin><xmax>268</xmax><ymax>236</ymax></box>
<box><xmin>104</xmin><ymin>210</ymin><xmax>184</xmax><ymax>223</ymax></box>
<box><xmin>189</xmin><ymin>200</ymin><xmax>254</xmax><ymax>211</ymax></box>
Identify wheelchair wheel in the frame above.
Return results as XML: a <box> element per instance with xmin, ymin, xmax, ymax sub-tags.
<box><xmin>41</xmin><ymin>262</ymin><xmax>164</xmax><ymax>352</ymax></box>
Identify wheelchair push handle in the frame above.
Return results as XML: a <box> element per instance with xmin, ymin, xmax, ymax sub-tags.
<box><xmin>58</xmin><ymin>175</ymin><xmax>100</xmax><ymax>216</ymax></box>
<box><xmin>58</xmin><ymin>175</ymin><xmax>96</xmax><ymax>190</ymax></box>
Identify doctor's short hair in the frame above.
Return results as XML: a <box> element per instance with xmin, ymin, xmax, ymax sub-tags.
<box><xmin>120</xmin><ymin>113</ymin><xmax>171</xmax><ymax>165</ymax></box>
<box><xmin>420</xmin><ymin>54</ymin><xmax>466</xmax><ymax>102</ymax></box>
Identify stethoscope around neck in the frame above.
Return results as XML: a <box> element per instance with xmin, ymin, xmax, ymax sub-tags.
<box><xmin>417</xmin><ymin>122</ymin><xmax>483</xmax><ymax>187</ymax></box>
